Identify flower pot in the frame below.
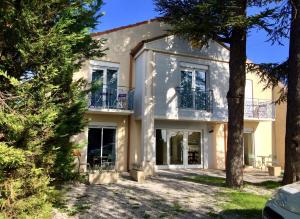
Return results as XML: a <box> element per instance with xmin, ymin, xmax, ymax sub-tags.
<box><xmin>267</xmin><ymin>166</ymin><xmax>281</xmax><ymax>177</ymax></box>
<box><xmin>130</xmin><ymin>169</ymin><xmax>145</xmax><ymax>183</ymax></box>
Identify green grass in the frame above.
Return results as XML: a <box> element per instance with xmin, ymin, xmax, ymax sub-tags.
<box><xmin>219</xmin><ymin>190</ymin><xmax>269</xmax><ymax>218</ymax></box>
<box><xmin>182</xmin><ymin>175</ymin><xmax>280</xmax><ymax>218</ymax></box>
<box><xmin>182</xmin><ymin>175</ymin><xmax>226</xmax><ymax>187</ymax></box>
<box><xmin>246</xmin><ymin>180</ymin><xmax>281</xmax><ymax>189</ymax></box>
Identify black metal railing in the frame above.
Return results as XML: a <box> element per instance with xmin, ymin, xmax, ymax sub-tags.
<box><xmin>175</xmin><ymin>87</ymin><xmax>214</xmax><ymax>112</ymax></box>
<box><xmin>244</xmin><ymin>99</ymin><xmax>275</xmax><ymax>119</ymax></box>
<box><xmin>89</xmin><ymin>86</ymin><xmax>134</xmax><ymax>111</ymax></box>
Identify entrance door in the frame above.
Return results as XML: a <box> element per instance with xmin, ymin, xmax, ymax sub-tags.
<box><xmin>155</xmin><ymin>129</ymin><xmax>203</xmax><ymax>168</ymax></box>
<box><xmin>87</xmin><ymin>127</ymin><xmax>116</xmax><ymax>168</ymax></box>
<box><xmin>169</xmin><ymin>131</ymin><xmax>184</xmax><ymax>165</ymax></box>
<box><xmin>243</xmin><ymin>133</ymin><xmax>254</xmax><ymax>166</ymax></box>
<box><xmin>188</xmin><ymin>132</ymin><xmax>202</xmax><ymax>165</ymax></box>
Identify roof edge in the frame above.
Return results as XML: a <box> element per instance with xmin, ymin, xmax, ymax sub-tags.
<box><xmin>91</xmin><ymin>17</ymin><xmax>162</xmax><ymax>37</ymax></box>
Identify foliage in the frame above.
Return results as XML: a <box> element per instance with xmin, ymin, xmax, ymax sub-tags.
<box><xmin>0</xmin><ymin>0</ymin><xmax>105</xmax><ymax>217</ymax></box>
<box><xmin>154</xmin><ymin>0</ymin><xmax>276</xmax><ymax>46</ymax></box>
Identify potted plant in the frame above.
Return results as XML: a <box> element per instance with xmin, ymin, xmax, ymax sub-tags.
<box><xmin>89</xmin><ymin>164</ymin><xmax>119</xmax><ymax>184</ymax></box>
<box><xmin>130</xmin><ymin>163</ymin><xmax>145</xmax><ymax>183</ymax></box>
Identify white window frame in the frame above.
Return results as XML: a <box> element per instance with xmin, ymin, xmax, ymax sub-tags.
<box><xmin>87</xmin><ymin>123</ymin><xmax>118</xmax><ymax>169</ymax></box>
<box><xmin>155</xmin><ymin>128</ymin><xmax>204</xmax><ymax>169</ymax></box>
<box><xmin>89</xmin><ymin>61</ymin><xmax>120</xmax><ymax>107</ymax></box>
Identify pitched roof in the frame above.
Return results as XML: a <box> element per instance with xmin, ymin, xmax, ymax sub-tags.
<box><xmin>91</xmin><ymin>18</ymin><xmax>161</xmax><ymax>37</ymax></box>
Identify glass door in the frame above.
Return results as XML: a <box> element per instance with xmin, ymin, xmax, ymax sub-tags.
<box><xmin>87</xmin><ymin>127</ymin><xmax>116</xmax><ymax>168</ymax></box>
<box><xmin>243</xmin><ymin>133</ymin><xmax>254</xmax><ymax>166</ymax></box>
<box><xmin>169</xmin><ymin>131</ymin><xmax>184</xmax><ymax>165</ymax></box>
<box><xmin>106</xmin><ymin>69</ymin><xmax>118</xmax><ymax>108</ymax></box>
<box><xmin>187</xmin><ymin>132</ymin><xmax>202</xmax><ymax>165</ymax></box>
<box><xmin>91</xmin><ymin>68</ymin><xmax>118</xmax><ymax>108</ymax></box>
<box><xmin>91</xmin><ymin>70</ymin><xmax>104</xmax><ymax>107</ymax></box>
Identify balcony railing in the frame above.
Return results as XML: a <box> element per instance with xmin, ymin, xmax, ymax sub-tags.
<box><xmin>175</xmin><ymin>87</ymin><xmax>214</xmax><ymax>112</ymax></box>
<box><xmin>89</xmin><ymin>86</ymin><xmax>134</xmax><ymax>111</ymax></box>
<box><xmin>244</xmin><ymin>99</ymin><xmax>275</xmax><ymax>119</ymax></box>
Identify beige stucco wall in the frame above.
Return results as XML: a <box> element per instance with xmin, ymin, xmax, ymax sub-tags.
<box><xmin>72</xmin><ymin>114</ymin><xmax>129</xmax><ymax>172</ymax></box>
<box><xmin>92</xmin><ymin>21</ymin><xmax>167</xmax><ymax>88</ymax></box>
<box><xmin>273</xmin><ymin>85</ymin><xmax>287</xmax><ymax>168</ymax></box>
<box><xmin>211</xmin><ymin>123</ymin><xmax>227</xmax><ymax>169</ymax></box>
<box><xmin>246</xmin><ymin>72</ymin><xmax>273</xmax><ymax>100</ymax></box>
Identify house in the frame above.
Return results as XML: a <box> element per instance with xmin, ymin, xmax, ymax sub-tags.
<box><xmin>73</xmin><ymin>19</ymin><xmax>282</xmax><ymax>175</ymax></box>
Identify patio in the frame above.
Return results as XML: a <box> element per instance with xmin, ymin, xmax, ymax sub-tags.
<box><xmin>53</xmin><ymin>169</ymin><xmax>282</xmax><ymax>219</ymax></box>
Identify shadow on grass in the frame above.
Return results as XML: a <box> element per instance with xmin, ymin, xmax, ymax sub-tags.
<box><xmin>181</xmin><ymin>175</ymin><xmax>226</xmax><ymax>187</ymax></box>
<box><xmin>245</xmin><ymin>180</ymin><xmax>281</xmax><ymax>189</ymax></box>
<box><xmin>219</xmin><ymin>208</ymin><xmax>263</xmax><ymax>219</ymax></box>
<box><xmin>182</xmin><ymin>175</ymin><xmax>281</xmax><ymax>190</ymax></box>
<box><xmin>181</xmin><ymin>175</ymin><xmax>273</xmax><ymax>218</ymax></box>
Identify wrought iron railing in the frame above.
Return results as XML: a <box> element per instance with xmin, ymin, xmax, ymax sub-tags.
<box><xmin>244</xmin><ymin>99</ymin><xmax>275</xmax><ymax>119</ymax></box>
<box><xmin>89</xmin><ymin>86</ymin><xmax>134</xmax><ymax>111</ymax></box>
<box><xmin>175</xmin><ymin>87</ymin><xmax>214</xmax><ymax>112</ymax></box>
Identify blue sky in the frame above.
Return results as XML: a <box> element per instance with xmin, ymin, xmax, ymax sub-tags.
<box><xmin>94</xmin><ymin>0</ymin><xmax>289</xmax><ymax>64</ymax></box>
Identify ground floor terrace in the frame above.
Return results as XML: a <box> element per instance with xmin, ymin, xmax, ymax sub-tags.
<box><xmin>53</xmin><ymin>169</ymin><xmax>282</xmax><ymax>219</ymax></box>
<box><xmin>73</xmin><ymin>113</ymin><xmax>280</xmax><ymax>173</ymax></box>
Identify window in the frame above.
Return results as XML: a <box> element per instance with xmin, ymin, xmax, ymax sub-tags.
<box><xmin>91</xmin><ymin>67</ymin><xmax>118</xmax><ymax>108</ymax></box>
<box><xmin>179</xmin><ymin>69</ymin><xmax>207</xmax><ymax>109</ymax></box>
<box><xmin>87</xmin><ymin>127</ymin><xmax>116</xmax><ymax>168</ymax></box>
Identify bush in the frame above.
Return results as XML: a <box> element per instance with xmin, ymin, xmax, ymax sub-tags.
<box><xmin>0</xmin><ymin>143</ymin><xmax>51</xmax><ymax>218</ymax></box>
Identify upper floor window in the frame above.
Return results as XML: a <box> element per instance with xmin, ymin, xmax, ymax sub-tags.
<box><xmin>177</xmin><ymin>63</ymin><xmax>210</xmax><ymax>110</ymax></box>
<box><xmin>90</xmin><ymin>61</ymin><xmax>119</xmax><ymax>108</ymax></box>
<box><xmin>180</xmin><ymin>69</ymin><xmax>206</xmax><ymax>91</ymax></box>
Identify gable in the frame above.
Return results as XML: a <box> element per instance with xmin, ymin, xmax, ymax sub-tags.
<box><xmin>144</xmin><ymin>35</ymin><xmax>230</xmax><ymax>62</ymax></box>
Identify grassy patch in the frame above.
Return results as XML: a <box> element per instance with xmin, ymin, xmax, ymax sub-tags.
<box><xmin>219</xmin><ymin>190</ymin><xmax>269</xmax><ymax>218</ymax></box>
<box><xmin>183</xmin><ymin>175</ymin><xmax>274</xmax><ymax>218</ymax></box>
<box><xmin>182</xmin><ymin>175</ymin><xmax>226</xmax><ymax>187</ymax></box>
<box><xmin>246</xmin><ymin>180</ymin><xmax>281</xmax><ymax>189</ymax></box>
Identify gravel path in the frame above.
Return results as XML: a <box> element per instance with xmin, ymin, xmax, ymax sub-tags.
<box><xmin>52</xmin><ymin>169</ymin><xmax>280</xmax><ymax>219</ymax></box>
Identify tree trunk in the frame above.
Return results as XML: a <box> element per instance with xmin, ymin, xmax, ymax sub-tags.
<box><xmin>225</xmin><ymin>1</ymin><xmax>247</xmax><ymax>188</ymax></box>
<box><xmin>283</xmin><ymin>0</ymin><xmax>300</xmax><ymax>184</ymax></box>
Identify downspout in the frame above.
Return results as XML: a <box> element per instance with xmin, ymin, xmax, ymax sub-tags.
<box><xmin>127</xmin><ymin>54</ymin><xmax>134</xmax><ymax>171</ymax></box>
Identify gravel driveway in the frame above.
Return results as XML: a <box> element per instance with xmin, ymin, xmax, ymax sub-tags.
<box><xmin>52</xmin><ymin>169</ymin><xmax>279</xmax><ymax>219</ymax></box>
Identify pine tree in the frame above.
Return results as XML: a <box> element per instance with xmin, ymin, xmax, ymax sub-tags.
<box><xmin>0</xmin><ymin>0</ymin><xmax>105</xmax><ymax>216</ymax></box>
<box><xmin>282</xmin><ymin>0</ymin><xmax>300</xmax><ymax>184</ymax></box>
<box><xmin>154</xmin><ymin>0</ymin><xmax>275</xmax><ymax>187</ymax></box>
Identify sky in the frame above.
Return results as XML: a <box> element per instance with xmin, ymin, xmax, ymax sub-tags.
<box><xmin>94</xmin><ymin>0</ymin><xmax>289</xmax><ymax>64</ymax></box>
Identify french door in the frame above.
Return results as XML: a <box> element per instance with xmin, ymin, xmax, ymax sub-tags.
<box><xmin>87</xmin><ymin>127</ymin><xmax>116</xmax><ymax>168</ymax></box>
<box><xmin>156</xmin><ymin>129</ymin><xmax>203</xmax><ymax>168</ymax></box>
<box><xmin>91</xmin><ymin>68</ymin><xmax>118</xmax><ymax>108</ymax></box>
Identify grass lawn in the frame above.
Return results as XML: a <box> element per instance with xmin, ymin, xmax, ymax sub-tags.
<box><xmin>183</xmin><ymin>175</ymin><xmax>281</xmax><ymax>219</ymax></box>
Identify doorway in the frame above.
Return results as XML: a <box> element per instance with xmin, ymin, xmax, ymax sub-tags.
<box><xmin>156</xmin><ymin>129</ymin><xmax>203</xmax><ymax>168</ymax></box>
<box><xmin>87</xmin><ymin>127</ymin><xmax>116</xmax><ymax>168</ymax></box>
<box><xmin>243</xmin><ymin>133</ymin><xmax>255</xmax><ymax>166</ymax></box>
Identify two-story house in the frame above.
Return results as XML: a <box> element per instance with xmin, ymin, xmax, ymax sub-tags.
<box><xmin>73</xmin><ymin>19</ymin><xmax>279</xmax><ymax>175</ymax></box>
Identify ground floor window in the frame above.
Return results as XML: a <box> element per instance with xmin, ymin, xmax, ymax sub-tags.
<box><xmin>87</xmin><ymin>127</ymin><xmax>116</xmax><ymax>168</ymax></box>
<box><xmin>156</xmin><ymin>129</ymin><xmax>203</xmax><ymax>167</ymax></box>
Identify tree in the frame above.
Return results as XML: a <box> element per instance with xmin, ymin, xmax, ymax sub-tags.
<box><xmin>0</xmin><ymin>0</ymin><xmax>105</xmax><ymax>217</ymax></box>
<box><xmin>248</xmin><ymin>0</ymin><xmax>300</xmax><ymax>184</ymax></box>
<box><xmin>154</xmin><ymin>0</ymin><xmax>274</xmax><ymax>187</ymax></box>
<box><xmin>282</xmin><ymin>0</ymin><xmax>300</xmax><ymax>184</ymax></box>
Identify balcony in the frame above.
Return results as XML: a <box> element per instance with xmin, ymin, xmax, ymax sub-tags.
<box><xmin>175</xmin><ymin>87</ymin><xmax>214</xmax><ymax>112</ymax></box>
<box><xmin>244</xmin><ymin>99</ymin><xmax>275</xmax><ymax>120</ymax></box>
<box><xmin>88</xmin><ymin>86</ymin><xmax>134</xmax><ymax>113</ymax></box>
